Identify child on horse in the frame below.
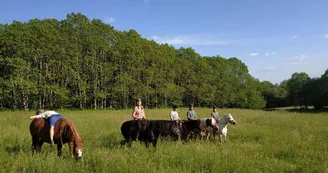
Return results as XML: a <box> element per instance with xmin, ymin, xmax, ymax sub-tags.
<box><xmin>29</xmin><ymin>109</ymin><xmax>64</xmax><ymax>147</ymax></box>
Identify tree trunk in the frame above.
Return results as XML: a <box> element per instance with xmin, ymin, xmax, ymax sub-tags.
<box><xmin>23</xmin><ymin>94</ymin><xmax>29</xmax><ymax>111</ymax></box>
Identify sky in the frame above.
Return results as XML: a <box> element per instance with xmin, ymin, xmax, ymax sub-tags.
<box><xmin>1</xmin><ymin>0</ymin><xmax>328</xmax><ymax>84</ymax></box>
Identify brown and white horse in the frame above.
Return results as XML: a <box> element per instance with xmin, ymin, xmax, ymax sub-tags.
<box><xmin>200</xmin><ymin>114</ymin><xmax>236</xmax><ymax>143</ymax></box>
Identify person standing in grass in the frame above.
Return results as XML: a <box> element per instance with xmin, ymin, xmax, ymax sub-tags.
<box><xmin>186</xmin><ymin>104</ymin><xmax>197</xmax><ymax>120</ymax></box>
<box><xmin>29</xmin><ymin>109</ymin><xmax>64</xmax><ymax>147</ymax></box>
<box><xmin>132</xmin><ymin>98</ymin><xmax>146</xmax><ymax>141</ymax></box>
<box><xmin>170</xmin><ymin>105</ymin><xmax>180</xmax><ymax>121</ymax></box>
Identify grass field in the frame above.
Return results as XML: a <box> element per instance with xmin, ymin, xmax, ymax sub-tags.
<box><xmin>0</xmin><ymin>108</ymin><xmax>327</xmax><ymax>173</ymax></box>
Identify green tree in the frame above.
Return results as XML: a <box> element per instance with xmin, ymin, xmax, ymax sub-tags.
<box><xmin>287</xmin><ymin>72</ymin><xmax>310</xmax><ymax>108</ymax></box>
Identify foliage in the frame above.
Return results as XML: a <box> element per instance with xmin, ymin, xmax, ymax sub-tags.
<box><xmin>0</xmin><ymin>13</ymin><xmax>265</xmax><ymax>110</ymax></box>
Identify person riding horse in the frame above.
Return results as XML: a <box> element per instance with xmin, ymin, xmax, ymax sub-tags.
<box><xmin>132</xmin><ymin>98</ymin><xmax>147</xmax><ymax>141</ymax></box>
<box><xmin>29</xmin><ymin>109</ymin><xmax>64</xmax><ymax>147</ymax></box>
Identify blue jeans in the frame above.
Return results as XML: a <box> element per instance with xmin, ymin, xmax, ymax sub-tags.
<box><xmin>48</xmin><ymin>114</ymin><xmax>64</xmax><ymax>126</ymax></box>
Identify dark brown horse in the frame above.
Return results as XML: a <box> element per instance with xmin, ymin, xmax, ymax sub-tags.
<box><xmin>180</xmin><ymin>120</ymin><xmax>202</xmax><ymax>142</ymax></box>
<box><xmin>29</xmin><ymin>118</ymin><xmax>84</xmax><ymax>160</ymax></box>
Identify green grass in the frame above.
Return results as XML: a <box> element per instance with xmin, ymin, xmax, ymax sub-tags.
<box><xmin>1</xmin><ymin>108</ymin><xmax>328</xmax><ymax>172</ymax></box>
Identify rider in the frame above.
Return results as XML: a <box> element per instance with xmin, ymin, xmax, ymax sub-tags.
<box><xmin>170</xmin><ymin>105</ymin><xmax>180</xmax><ymax>121</ymax></box>
<box><xmin>211</xmin><ymin>105</ymin><xmax>220</xmax><ymax>129</ymax></box>
<box><xmin>29</xmin><ymin>109</ymin><xmax>64</xmax><ymax>147</ymax></box>
<box><xmin>132</xmin><ymin>98</ymin><xmax>146</xmax><ymax>141</ymax></box>
<box><xmin>186</xmin><ymin>104</ymin><xmax>197</xmax><ymax>120</ymax></box>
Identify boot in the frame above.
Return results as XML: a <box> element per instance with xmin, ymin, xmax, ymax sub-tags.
<box><xmin>50</xmin><ymin>140</ymin><xmax>55</xmax><ymax>147</ymax></box>
<box><xmin>135</xmin><ymin>133</ymin><xmax>140</xmax><ymax>142</ymax></box>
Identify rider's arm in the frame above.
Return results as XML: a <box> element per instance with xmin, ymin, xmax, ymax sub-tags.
<box><xmin>29</xmin><ymin>112</ymin><xmax>47</xmax><ymax>120</ymax></box>
<box><xmin>132</xmin><ymin>107</ymin><xmax>138</xmax><ymax>119</ymax></box>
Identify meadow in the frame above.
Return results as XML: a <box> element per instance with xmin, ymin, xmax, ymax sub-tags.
<box><xmin>0</xmin><ymin>108</ymin><xmax>327</xmax><ymax>173</ymax></box>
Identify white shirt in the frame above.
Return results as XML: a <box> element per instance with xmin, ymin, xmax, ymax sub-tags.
<box><xmin>35</xmin><ymin>111</ymin><xmax>59</xmax><ymax>119</ymax></box>
<box><xmin>170</xmin><ymin>111</ymin><xmax>179</xmax><ymax>120</ymax></box>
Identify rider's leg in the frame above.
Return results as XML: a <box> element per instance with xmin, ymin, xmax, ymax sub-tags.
<box><xmin>135</xmin><ymin>120</ymin><xmax>141</xmax><ymax>141</ymax></box>
<box><xmin>50</xmin><ymin>126</ymin><xmax>55</xmax><ymax>146</ymax></box>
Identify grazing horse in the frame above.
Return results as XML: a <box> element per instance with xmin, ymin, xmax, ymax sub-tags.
<box><xmin>120</xmin><ymin>120</ymin><xmax>181</xmax><ymax>148</ymax></box>
<box><xmin>29</xmin><ymin>118</ymin><xmax>84</xmax><ymax>160</ymax></box>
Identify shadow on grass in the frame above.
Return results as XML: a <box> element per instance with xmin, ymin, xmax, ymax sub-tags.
<box><xmin>264</xmin><ymin>107</ymin><xmax>328</xmax><ymax>114</ymax></box>
<box><xmin>4</xmin><ymin>137</ymin><xmax>31</xmax><ymax>154</ymax></box>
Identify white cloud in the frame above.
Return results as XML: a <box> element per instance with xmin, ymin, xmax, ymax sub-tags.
<box><xmin>285</xmin><ymin>55</ymin><xmax>308</xmax><ymax>64</ymax></box>
<box><xmin>271</xmin><ymin>52</ymin><xmax>276</xmax><ymax>55</ymax></box>
<box><xmin>256</xmin><ymin>67</ymin><xmax>279</xmax><ymax>74</ymax></box>
<box><xmin>265</xmin><ymin>53</ymin><xmax>270</xmax><ymax>56</ymax></box>
<box><xmin>249</xmin><ymin>52</ymin><xmax>259</xmax><ymax>56</ymax></box>
<box><xmin>148</xmin><ymin>35</ymin><xmax>234</xmax><ymax>46</ymax></box>
<box><xmin>150</xmin><ymin>36</ymin><xmax>159</xmax><ymax>41</ymax></box>
<box><xmin>104</xmin><ymin>17</ymin><xmax>116</xmax><ymax>24</ymax></box>
<box><xmin>324</xmin><ymin>34</ymin><xmax>328</xmax><ymax>38</ymax></box>
<box><xmin>289</xmin><ymin>35</ymin><xmax>299</xmax><ymax>39</ymax></box>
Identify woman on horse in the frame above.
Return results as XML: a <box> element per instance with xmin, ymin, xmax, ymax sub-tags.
<box><xmin>132</xmin><ymin>98</ymin><xmax>147</xmax><ymax>141</ymax></box>
<box><xmin>29</xmin><ymin>109</ymin><xmax>64</xmax><ymax>147</ymax></box>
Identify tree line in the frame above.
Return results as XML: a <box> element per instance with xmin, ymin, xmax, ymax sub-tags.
<box><xmin>262</xmin><ymin>70</ymin><xmax>328</xmax><ymax>109</ymax></box>
<box><xmin>0</xmin><ymin>13</ymin><xmax>326</xmax><ymax>110</ymax></box>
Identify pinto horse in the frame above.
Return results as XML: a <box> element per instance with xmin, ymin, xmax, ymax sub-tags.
<box><xmin>200</xmin><ymin>114</ymin><xmax>236</xmax><ymax>143</ymax></box>
<box><xmin>29</xmin><ymin>118</ymin><xmax>84</xmax><ymax>160</ymax></box>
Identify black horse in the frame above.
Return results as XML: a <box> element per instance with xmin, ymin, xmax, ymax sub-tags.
<box><xmin>180</xmin><ymin>120</ymin><xmax>202</xmax><ymax>142</ymax></box>
<box><xmin>120</xmin><ymin>120</ymin><xmax>181</xmax><ymax>148</ymax></box>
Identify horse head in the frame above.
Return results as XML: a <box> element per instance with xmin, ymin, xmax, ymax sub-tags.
<box><xmin>74</xmin><ymin>139</ymin><xmax>84</xmax><ymax>160</ymax></box>
<box><xmin>63</xmin><ymin>120</ymin><xmax>84</xmax><ymax>160</ymax></box>
<box><xmin>226</xmin><ymin>114</ymin><xmax>236</xmax><ymax>125</ymax></box>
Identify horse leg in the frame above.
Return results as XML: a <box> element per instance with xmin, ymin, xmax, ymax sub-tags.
<box><xmin>145</xmin><ymin>141</ymin><xmax>150</xmax><ymax>148</ymax></box>
<box><xmin>219</xmin><ymin>135</ymin><xmax>223</xmax><ymax>144</ymax></box>
<box><xmin>32</xmin><ymin>136</ymin><xmax>44</xmax><ymax>154</ymax></box>
<box><xmin>120</xmin><ymin>139</ymin><xmax>126</xmax><ymax>148</ymax></box>
<box><xmin>57</xmin><ymin>144</ymin><xmax>63</xmax><ymax>157</ymax></box>
<box><xmin>152</xmin><ymin>138</ymin><xmax>158</xmax><ymax>149</ymax></box>
<box><xmin>37</xmin><ymin>140</ymin><xmax>44</xmax><ymax>152</ymax></box>
<box><xmin>206</xmin><ymin>131</ymin><xmax>211</xmax><ymax>141</ymax></box>
<box><xmin>69</xmin><ymin>142</ymin><xmax>74</xmax><ymax>156</ymax></box>
<box><xmin>31</xmin><ymin>135</ymin><xmax>38</xmax><ymax>154</ymax></box>
<box><xmin>224</xmin><ymin>134</ymin><xmax>227</xmax><ymax>144</ymax></box>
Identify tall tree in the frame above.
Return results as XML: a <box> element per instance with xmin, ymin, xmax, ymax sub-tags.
<box><xmin>287</xmin><ymin>72</ymin><xmax>310</xmax><ymax>107</ymax></box>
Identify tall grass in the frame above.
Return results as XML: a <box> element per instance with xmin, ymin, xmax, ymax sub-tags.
<box><xmin>0</xmin><ymin>108</ymin><xmax>327</xmax><ymax>172</ymax></box>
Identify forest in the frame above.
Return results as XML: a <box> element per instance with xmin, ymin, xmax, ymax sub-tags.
<box><xmin>0</xmin><ymin>13</ymin><xmax>327</xmax><ymax>110</ymax></box>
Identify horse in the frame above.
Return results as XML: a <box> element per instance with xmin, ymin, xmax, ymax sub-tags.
<box><xmin>29</xmin><ymin>118</ymin><xmax>84</xmax><ymax>160</ymax></box>
<box><xmin>120</xmin><ymin>120</ymin><xmax>150</xmax><ymax>148</ymax></box>
<box><xmin>179</xmin><ymin>120</ymin><xmax>202</xmax><ymax>142</ymax></box>
<box><xmin>120</xmin><ymin>120</ymin><xmax>181</xmax><ymax>149</ymax></box>
<box><xmin>201</xmin><ymin>114</ymin><xmax>236</xmax><ymax>143</ymax></box>
<box><xmin>199</xmin><ymin>117</ymin><xmax>218</xmax><ymax>140</ymax></box>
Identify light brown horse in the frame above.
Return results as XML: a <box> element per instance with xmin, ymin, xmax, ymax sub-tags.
<box><xmin>29</xmin><ymin>118</ymin><xmax>84</xmax><ymax>160</ymax></box>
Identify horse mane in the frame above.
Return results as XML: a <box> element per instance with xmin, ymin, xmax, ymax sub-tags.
<box><xmin>59</xmin><ymin>119</ymin><xmax>81</xmax><ymax>142</ymax></box>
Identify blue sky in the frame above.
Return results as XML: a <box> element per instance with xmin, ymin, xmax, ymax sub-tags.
<box><xmin>1</xmin><ymin>0</ymin><xmax>328</xmax><ymax>84</ymax></box>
